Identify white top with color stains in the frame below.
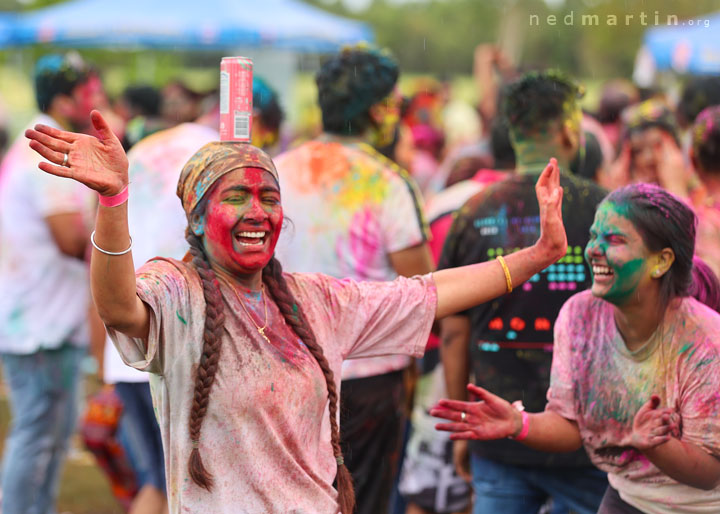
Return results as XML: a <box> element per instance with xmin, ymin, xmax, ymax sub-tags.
<box><xmin>109</xmin><ymin>258</ymin><xmax>436</xmax><ymax>513</ymax></box>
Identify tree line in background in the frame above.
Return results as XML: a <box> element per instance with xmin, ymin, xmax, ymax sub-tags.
<box><xmin>307</xmin><ymin>0</ymin><xmax>720</xmax><ymax>79</ymax></box>
<box><xmin>2</xmin><ymin>0</ymin><xmax>719</xmax><ymax>82</ymax></box>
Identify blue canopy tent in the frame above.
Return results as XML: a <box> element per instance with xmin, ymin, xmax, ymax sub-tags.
<box><xmin>2</xmin><ymin>0</ymin><xmax>373</xmax><ymax>127</ymax></box>
<box><xmin>7</xmin><ymin>0</ymin><xmax>373</xmax><ymax>52</ymax></box>
<box><xmin>0</xmin><ymin>13</ymin><xmax>17</xmax><ymax>47</ymax></box>
<box><xmin>635</xmin><ymin>12</ymin><xmax>720</xmax><ymax>84</ymax></box>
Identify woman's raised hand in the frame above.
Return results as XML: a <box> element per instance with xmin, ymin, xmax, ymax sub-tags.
<box><xmin>25</xmin><ymin>110</ymin><xmax>128</xmax><ymax>196</ymax></box>
<box><xmin>535</xmin><ymin>158</ymin><xmax>567</xmax><ymax>262</ymax></box>
<box><xmin>430</xmin><ymin>384</ymin><xmax>520</xmax><ymax>441</ymax></box>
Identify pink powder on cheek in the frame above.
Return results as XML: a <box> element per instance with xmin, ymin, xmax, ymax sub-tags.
<box><xmin>204</xmin><ymin>204</ymin><xmax>239</xmax><ymax>261</ymax></box>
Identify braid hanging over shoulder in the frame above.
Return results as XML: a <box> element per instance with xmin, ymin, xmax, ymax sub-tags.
<box><xmin>262</xmin><ymin>257</ymin><xmax>355</xmax><ymax>514</ymax></box>
<box><xmin>185</xmin><ymin>229</ymin><xmax>227</xmax><ymax>491</ymax></box>
<box><xmin>180</xmin><ymin>229</ymin><xmax>354</xmax><ymax>509</ymax></box>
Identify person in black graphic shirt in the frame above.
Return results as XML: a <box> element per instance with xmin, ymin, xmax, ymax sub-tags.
<box><xmin>438</xmin><ymin>71</ymin><xmax>608</xmax><ymax>514</ymax></box>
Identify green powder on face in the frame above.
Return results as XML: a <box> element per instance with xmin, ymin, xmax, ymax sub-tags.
<box><xmin>587</xmin><ymin>202</ymin><xmax>649</xmax><ymax>305</ymax></box>
<box><xmin>607</xmin><ymin>257</ymin><xmax>646</xmax><ymax>304</ymax></box>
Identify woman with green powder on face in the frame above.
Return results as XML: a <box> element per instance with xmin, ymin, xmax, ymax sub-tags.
<box><xmin>25</xmin><ymin>111</ymin><xmax>568</xmax><ymax>514</ymax></box>
<box><xmin>432</xmin><ymin>183</ymin><xmax>720</xmax><ymax>514</ymax></box>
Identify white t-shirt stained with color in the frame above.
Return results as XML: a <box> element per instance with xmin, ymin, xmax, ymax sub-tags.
<box><xmin>109</xmin><ymin>258</ymin><xmax>437</xmax><ymax>513</ymax></box>
<box><xmin>548</xmin><ymin>291</ymin><xmax>720</xmax><ymax>514</ymax></box>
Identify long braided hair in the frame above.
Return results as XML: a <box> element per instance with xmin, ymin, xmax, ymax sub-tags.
<box><xmin>183</xmin><ymin>227</ymin><xmax>355</xmax><ymax>513</ymax></box>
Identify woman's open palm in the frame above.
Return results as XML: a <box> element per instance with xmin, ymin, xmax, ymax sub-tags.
<box><xmin>535</xmin><ymin>158</ymin><xmax>567</xmax><ymax>260</ymax></box>
<box><xmin>25</xmin><ymin>110</ymin><xmax>128</xmax><ymax>196</ymax></box>
<box><xmin>430</xmin><ymin>384</ymin><xmax>518</xmax><ymax>441</ymax></box>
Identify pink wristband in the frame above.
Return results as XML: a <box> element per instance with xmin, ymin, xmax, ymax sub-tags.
<box><xmin>510</xmin><ymin>411</ymin><xmax>530</xmax><ymax>441</ymax></box>
<box><xmin>99</xmin><ymin>185</ymin><xmax>128</xmax><ymax>207</ymax></box>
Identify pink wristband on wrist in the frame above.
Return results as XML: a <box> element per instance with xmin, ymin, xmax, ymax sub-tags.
<box><xmin>510</xmin><ymin>411</ymin><xmax>530</xmax><ymax>441</ymax></box>
<box><xmin>99</xmin><ymin>185</ymin><xmax>128</xmax><ymax>207</ymax></box>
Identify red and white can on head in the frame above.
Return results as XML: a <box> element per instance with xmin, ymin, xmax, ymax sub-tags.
<box><xmin>220</xmin><ymin>56</ymin><xmax>253</xmax><ymax>142</ymax></box>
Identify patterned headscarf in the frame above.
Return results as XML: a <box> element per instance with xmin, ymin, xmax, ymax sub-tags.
<box><xmin>177</xmin><ymin>142</ymin><xmax>278</xmax><ymax>215</ymax></box>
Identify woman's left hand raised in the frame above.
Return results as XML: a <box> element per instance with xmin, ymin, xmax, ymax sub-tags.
<box><xmin>535</xmin><ymin>158</ymin><xmax>567</xmax><ymax>263</ymax></box>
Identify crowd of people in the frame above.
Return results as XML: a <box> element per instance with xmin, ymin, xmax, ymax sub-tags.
<box><xmin>0</xmin><ymin>41</ymin><xmax>719</xmax><ymax>514</ymax></box>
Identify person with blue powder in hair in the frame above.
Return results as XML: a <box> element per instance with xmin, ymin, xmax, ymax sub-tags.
<box><xmin>251</xmin><ymin>77</ymin><xmax>284</xmax><ymax>155</ymax></box>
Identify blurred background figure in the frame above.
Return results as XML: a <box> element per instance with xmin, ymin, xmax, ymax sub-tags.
<box><xmin>251</xmin><ymin>77</ymin><xmax>284</xmax><ymax>155</ymax></box>
<box><xmin>400</xmin><ymin>79</ymin><xmax>447</xmax><ymax>198</ymax></box>
<box><xmin>604</xmin><ymin>99</ymin><xmax>695</xmax><ymax>196</ymax></box>
<box><xmin>474</xmin><ymin>44</ymin><xmax>517</xmax><ymax>142</ymax></box>
<box><xmin>160</xmin><ymin>80</ymin><xmax>204</xmax><ymax>125</ymax></box>
<box><xmin>0</xmin><ymin>52</ymin><xmax>104</xmax><ymax>514</ymax></box>
<box><xmin>275</xmin><ymin>45</ymin><xmax>433</xmax><ymax>514</ymax></box>
<box><xmin>595</xmin><ymin>79</ymin><xmax>640</xmax><ymax>151</ymax></box>
<box><xmin>434</xmin><ymin>44</ymin><xmax>516</xmax><ymax>197</ymax></box>
<box><xmin>677</xmin><ymin>76</ymin><xmax>720</xmax><ymax>139</ymax></box>
<box><xmin>692</xmin><ymin>106</ymin><xmax>720</xmax><ymax>279</ymax></box>
<box><xmin>116</xmin><ymin>84</ymin><xmax>168</xmax><ymax>150</ymax></box>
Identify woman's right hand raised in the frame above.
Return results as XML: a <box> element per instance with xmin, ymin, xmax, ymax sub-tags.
<box><xmin>430</xmin><ymin>384</ymin><xmax>521</xmax><ymax>441</ymax></box>
<box><xmin>25</xmin><ymin>110</ymin><xmax>128</xmax><ymax>196</ymax></box>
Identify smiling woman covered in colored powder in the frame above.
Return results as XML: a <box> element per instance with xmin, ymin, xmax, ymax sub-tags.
<box><xmin>431</xmin><ymin>183</ymin><xmax>720</xmax><ymax>514</ymax></box>
<box><xmin>25</xmin><ymin>109</ymin><xmax>570</xmax><ymax>514</ymax></box>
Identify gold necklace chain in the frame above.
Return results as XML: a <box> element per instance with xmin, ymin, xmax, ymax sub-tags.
<box><xmin>219</xmin><ymin>277</ymin><xmax>270</xmax><ymax>344</ymax></box>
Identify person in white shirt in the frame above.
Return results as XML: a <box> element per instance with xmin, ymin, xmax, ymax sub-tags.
<box><xmin>0</xmin><ymin>52</ymin><xmax>107</xmax><ymax>514</ymax></box>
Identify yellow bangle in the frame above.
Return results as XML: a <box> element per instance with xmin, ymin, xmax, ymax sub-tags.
<box><xmin>496</xmin><ymin>255</ymin><xmax>513</xmax><ymax>293</ymax></box>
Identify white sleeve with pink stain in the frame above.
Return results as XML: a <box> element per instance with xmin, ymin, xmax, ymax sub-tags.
<box><xmin>292</xmin><ymin>272</ymin><xmax>437</xmax><ymax>362</ymax></box>
<box><xmin>108</xmin><ymin>258</ymin><xmax>197</xmax><ymax>376</ymax></box>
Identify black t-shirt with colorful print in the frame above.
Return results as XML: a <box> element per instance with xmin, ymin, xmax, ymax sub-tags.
<box><xmin>438</xmin><ymin>171</ymin><xmax>607</xmax><ymax>467</ymax></box>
